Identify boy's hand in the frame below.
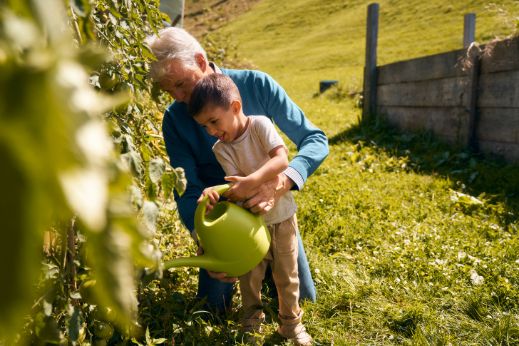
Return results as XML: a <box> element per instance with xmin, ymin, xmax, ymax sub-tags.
<box><xmin>197</xmin><ymin>188</ymin><xmax>220</xmax><ymax>213</ymax></box>
<box><xmin>224</xmin><ymin>175</ymin><xmax>258</xmax><ymax>201</ymax></box>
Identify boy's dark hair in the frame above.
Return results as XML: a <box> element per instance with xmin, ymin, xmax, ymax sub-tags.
<box><xmin>189</xmin><ymin>74</ymin><xmax>241</xmax><ymax>117</ymax></box>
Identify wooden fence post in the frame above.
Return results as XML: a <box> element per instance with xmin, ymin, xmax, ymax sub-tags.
<box><xmin>464</xmin><ymin>13</ymin><xmax>479</xmax><ymax>151</ymax></box>
<box><xmin>466</xmin><ymin>46</ymin><xmax>481</xmax><ymax>152</ymax></box>
<box><xmin>463</xmin><ymin>13</ymin><xmax>476</xmax><ymax>48</ymax></box>
<box><xmin>363</xmin><ymin>3</ymin><xmax>379</xmax><ymax>120</ymax></box>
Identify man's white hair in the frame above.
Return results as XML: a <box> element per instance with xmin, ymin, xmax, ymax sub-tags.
<box><xmin>145</xmin><ymin>27</ymin><xmax>208</xmax><ymax>82</ymax></box>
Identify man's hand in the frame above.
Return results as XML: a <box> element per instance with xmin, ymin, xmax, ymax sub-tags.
<box><xmin>225</xmin><ymin>173</ymin><xmax>294</xmax><ymax>214</ymax></box>
<box><xmin>206</xmin><ymin>271</ymin><xmax>238</xmax><ymax>283</ymax></box>
<box><xmin>196</xmin><ymin>246</ymin><xmax>237</xmax><ymax>283</ymax></box>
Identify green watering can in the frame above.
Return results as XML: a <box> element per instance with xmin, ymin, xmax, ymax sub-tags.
<box><xmin>163</xmin><ymin>184</ymin><xmax>271</xmax><ymax>277</ymax></box>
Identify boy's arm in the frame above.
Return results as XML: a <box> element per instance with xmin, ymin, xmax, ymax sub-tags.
<box><xmin>224</xmin><ymin>116</ymin><xmax>289</xmax><ymax>202</ymax></box>
<box><xmin>225</xmin><ymin>145</ymin><xmax>288</xmax><ymax>191</ymax></box>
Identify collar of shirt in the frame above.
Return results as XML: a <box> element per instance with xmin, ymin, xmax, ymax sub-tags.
<box><xmin>209</xmin><ymin>61</ymin><xmax>222</xmax><ymax>74</ymax></box>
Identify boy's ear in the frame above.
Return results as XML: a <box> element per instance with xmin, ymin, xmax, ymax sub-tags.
<box><xmin>230</xmin><ymin>100</ymin><xmax>242</xmax><ymax>114</ymax></box>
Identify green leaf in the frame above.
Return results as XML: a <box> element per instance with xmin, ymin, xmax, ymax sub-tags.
<box><xmin>153</xmin><ymin>338</ymin><xmax>167</xmax><ymax>344</ymax></box>
<box><xmin>130</xmin><ymin>184</ymin><xmax>144</xmax><ymax>209</ymax></box>
<box><xmin>43</xmin><ymin>301</ymin><xmax>53</xmax><ymax>317</ymax></box>
<box><xmin>145</xmin><ymin>327</ymin><xmax>151</xmax><ymax>343</ymax></box>
<box><xmin>121</xmin><ymin>151</ymin><xmax>144</xmax><ymax>178</ymax></box>
<box><xmin>0</xmin><ymin>139</ymin><xmax>43</xmax><ymax>335</ymax></box>
<box><xmin>87</xmin><ymin>228</ymin><xmax>138</xmax><ymax>331</ymax></box>
<box><xmin>173</xmin><ymin>167</ymin><xmax>187</xmax><ymax>196</ymax></box>
<box><xmin>149</xmin><ymin>157</ymin><xmax>165</xmax><ymax>184</ymax></box>
<box><xmin>141</xmin><ymin>201</ymin><xmax>159</xmax><ymax>235</ymax></box>
<box><xmin>161</xmin><ymin>171</ymin><xmax>175</xmax><ymax>200</ymax></box>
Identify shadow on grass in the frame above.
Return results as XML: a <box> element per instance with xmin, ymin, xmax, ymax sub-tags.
<box><xmin>329</xmin><ymin>117</ymin><xmax>519</xmax><ymax>224</ymax></box>
<box><xmin>136</xmin><ymin>269</ymin><xmax>284</xmax><ymax>344</ymax></box>
<box><xmin>136</xmin><ymin>270</ymin><xmax>242</xmax><ymax>345</ymax></box>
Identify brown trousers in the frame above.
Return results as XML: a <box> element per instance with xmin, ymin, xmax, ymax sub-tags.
<box><xmin>239</xmin><ymin>214</ymin><xmax>301</xmax><ymax>321</ymax></box>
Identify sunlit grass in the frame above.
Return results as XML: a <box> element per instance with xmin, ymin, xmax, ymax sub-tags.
<box><xmin>139</xmin><ymin>1</ymin><xmax>519</xmax><ymax>344</ymax></box>
<box><xmin>295</xmin><ymin>119</ymin><xmax>519</xmax><ymax>343</ymax></box>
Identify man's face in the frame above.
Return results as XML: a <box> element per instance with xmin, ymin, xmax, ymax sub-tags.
<box><xmin>194</xmin><ymin>104</ymin><xmax>240</xmax><ymax>143</ymax></box>
<box><xmin>159</xmin><ymin>59</ymin><xmax>206</xmax><ymax>103</ymax></box>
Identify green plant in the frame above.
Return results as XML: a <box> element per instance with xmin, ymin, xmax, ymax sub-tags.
<box><xmin>0</xmin><ymin>0</ymin><xmax>187</xmax><ymax>343</ymax></box>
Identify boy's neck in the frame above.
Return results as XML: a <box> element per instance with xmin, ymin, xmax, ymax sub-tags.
<box><xmin>233</xmin><ymin>114</ymin><xmax>250</xmax><ymax>140</ymax></box>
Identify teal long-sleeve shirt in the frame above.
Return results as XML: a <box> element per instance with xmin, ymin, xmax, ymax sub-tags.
<box><xmin>162</xmin><ymin>67</ymin><xmax>329</xmax><ymax>232</ymax></box>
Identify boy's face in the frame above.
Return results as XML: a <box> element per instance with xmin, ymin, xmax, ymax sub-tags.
<box><xmin>194</xmin><ymin>101</ymin><xmax>242</xmax><ymax>142</ymax></box>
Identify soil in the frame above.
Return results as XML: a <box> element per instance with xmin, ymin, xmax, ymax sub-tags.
<box><xmin>183</xmin><ymin>0</ymin><xmax>262</xmax><ymax>38</ymax></box>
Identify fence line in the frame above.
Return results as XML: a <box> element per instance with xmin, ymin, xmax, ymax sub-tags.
<box><xmin>362</xmin><ymin>3</ymin><xmax>519</xmax><ymax>163</ymax></box>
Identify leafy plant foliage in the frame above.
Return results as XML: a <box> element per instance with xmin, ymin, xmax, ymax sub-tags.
<box><xmin>0</xmin><ymin>0</ymin><xmax>186</xmax><ymax>343</ymax></box>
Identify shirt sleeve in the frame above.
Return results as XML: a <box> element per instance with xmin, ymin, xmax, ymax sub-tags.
<box><xmin>162</xmin><ymin>109</ymin><xmax>203</xmax><ymax>233</ymax></box>
<box><xmin>252</xmin><ymin>116</ymin><xmax>286</xmax><ymax>154</ymax></box>
<box><xmin>255</xmin><ymin>71</ymin><xmax>329</xmax><ymax>190</ymax></box>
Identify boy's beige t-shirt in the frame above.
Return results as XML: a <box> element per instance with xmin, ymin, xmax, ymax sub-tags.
<box><xmin>212</xmin><ymin>115</ymin><xmax>297</xmax><ymax>225</ymax></box>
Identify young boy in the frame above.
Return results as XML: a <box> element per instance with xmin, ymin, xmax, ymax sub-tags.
<box><xmin>189</xmin><ymin>74</ymin><xmax>313</xmax><ymax>346</ymax></box>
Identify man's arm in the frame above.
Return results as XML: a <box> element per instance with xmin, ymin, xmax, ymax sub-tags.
<box><xmin>225</xmin><ymin>71</ymin><xmax>328</xmax><ymax>213</ymax></box>
<box><xmin>258</xmin><ymin>71</ymin><xmax>329</xmax><ymax>189</ymax></box>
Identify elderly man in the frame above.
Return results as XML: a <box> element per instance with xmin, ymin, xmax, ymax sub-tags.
<box><xmin>146</xmin><ymin>27</ymin><xmax>328</xmax><ymax>313</ymax></box>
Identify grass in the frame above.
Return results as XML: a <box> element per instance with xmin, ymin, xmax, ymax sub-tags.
<box><xmin>137</xmin><ymin>1</ymin><xmax>519</xmax><ymax>344</ymax></box>
<box><xmin>295</xmin><ymin>119</ymin><xmax>519</xmax><ymax>344</ymax></box>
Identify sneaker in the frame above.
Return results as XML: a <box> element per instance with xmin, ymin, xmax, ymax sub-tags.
<box><xmin>277</xmin><ymin>322</ymin><xmax>313</xmax><ymax>346</ymax></box>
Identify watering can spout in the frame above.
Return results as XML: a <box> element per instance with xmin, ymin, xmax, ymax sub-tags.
<box><xmin>163</xmin><ymin>255</ymin><xmax>222</xmax><ymax>272</ymax></box>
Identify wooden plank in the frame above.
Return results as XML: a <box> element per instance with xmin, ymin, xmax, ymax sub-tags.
<box><xmin>478</xmin><ymin>140</ymin><xmax>519</xmax><ymax>163</ymax></box>
<box><xmin>377</xmin><ymin>49</ymin><xmax>466</xmax><ymax>85</ymax></box>
<box><xmin>480</xmin><ymin>36</ymin><xmax>519</xmax><ymax>74</ymax></box>
<box><xmin>478</xmin><ymin>70</ymin><xmax>519</xmax><ymax>108</ymax></box>
<box><xmin>377</xmin><ymin>106</ymin><xmax>470</xmax><ymax>144</ymax></box>
<box><xmin>477</xmin><ymin>108</ymin><xmax>519</xmax><ymax>143</ymax></box>
<box><xmin>363</xmin><ymin>3</ymin><xmax>379</xmax><ymax>119</ymax></box>
<box><xmin>377</xmin><ymin>76</ymin><xmax>469</xmax><ymax>107</ymax></box>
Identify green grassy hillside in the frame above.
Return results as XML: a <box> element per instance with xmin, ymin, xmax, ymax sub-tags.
<box><xmin>218</xmin><ymin>0</ymin><xmax>518</xmax><ymax>138</ymax></box>
<box><xmin>220</xmin><ymin>0</ymin><xmax>518</xmax><ymax>92</ymax></box>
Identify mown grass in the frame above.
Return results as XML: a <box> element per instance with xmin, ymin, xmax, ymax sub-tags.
<box><xmin>137</xmin><ymin>1</ymin><xmax>519</xmax><ymax>344</ymax></box>
<box><xmin>295</xmin><ymin>117</ymin><xmax>519</xmax><ymax>344</ymax></box>
<box><xmin>140</xmin><ymin>117</ymin><xmax>519</xmax><ymax>345</ymax></box>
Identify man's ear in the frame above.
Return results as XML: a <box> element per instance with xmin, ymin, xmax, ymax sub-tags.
<box><xmin>231</xmin><ymin>100</ymin><xmax>242</xmax><ymax>114</ymax></box>
<box><xmin>194</xmin><ymin>53</ymin><xmax>208</xmax><ymax>72</ymax></box>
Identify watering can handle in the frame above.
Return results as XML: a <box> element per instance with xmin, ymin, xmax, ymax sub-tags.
<box><xmin>197</xmin><ymin>183</ymin><xmax>231</xmax><ymax>217</ymax></box>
